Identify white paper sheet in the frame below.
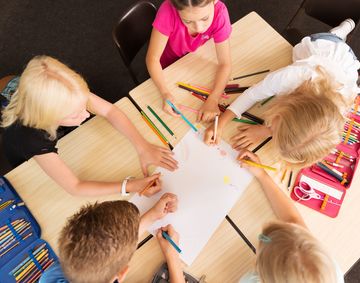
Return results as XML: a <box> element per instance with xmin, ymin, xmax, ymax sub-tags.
<box><xmin>131</xmin><ymin>129</ymin><xmax>253</xmax><ymax>265</ymax></box>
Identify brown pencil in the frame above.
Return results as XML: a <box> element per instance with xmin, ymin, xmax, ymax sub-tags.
<box><xmin>139</xmin><ymin>178</ymin><xmax>158</xmax><ymax>196</ymax></box>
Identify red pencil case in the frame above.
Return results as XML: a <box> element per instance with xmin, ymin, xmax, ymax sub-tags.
<box><xmin>290</xmin><ymin>96</ymin><xmax>360</xmax><ymax>218</ymax></box>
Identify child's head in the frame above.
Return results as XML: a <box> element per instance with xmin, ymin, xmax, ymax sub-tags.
<box><xmin>58</xmin><ymin>201</ymin><xmax>140</xmax><ymax>283</ymax></box>
<box><xmin>1</xmin><ymin>55</ymin><xmax>90</xmax><ymax>139</ymax></box>
<box><xmin>265</xmin><ymin>68</ymin><xmax>350</xmax><ymax>168</ymax></box>
<box><xmin>256</xmin><ymin>222</ymin><xmax>338</xmax><ymax>283</ymax></box>
<box><xmin>170</xmin><ymin>0</ymin><xmax>214</xmax><ymax>35</ymax></box>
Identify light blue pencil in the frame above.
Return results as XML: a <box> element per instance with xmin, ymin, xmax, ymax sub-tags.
<box><xmin>162</xmin><ymin>231</ymin><xmax>182</xmax><ymax>253</ymax></box>
<box><xmin>165</xmin><ymin>100</ymin><xmax>198</xmax><ymax>132</ymax></box>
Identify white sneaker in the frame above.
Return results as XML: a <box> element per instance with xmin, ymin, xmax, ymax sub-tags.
<box><xmin>330</xmin><ymin>19</ymin><xmax>356</xmax><ymax>41</ymax></box>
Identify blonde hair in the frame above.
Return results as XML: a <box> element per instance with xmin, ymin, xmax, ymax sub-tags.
<box><xmin>256</xmin><ymin>222</ymin><xmax>338</xmax><ymax>283</ymax></box>
<box><xmin>59</xmin><ymin>201</ymin><xmax>140</xmax><ymax>283</ymax></box>
<box><xmin>265</xmin><ymin>67</ymin><xmax>351</xmax><ymax>168</ymax></box>
<box><xmin>1</xmin><ymin>55</ymin><xmax>89</xmax><ymax>139</ymax></box>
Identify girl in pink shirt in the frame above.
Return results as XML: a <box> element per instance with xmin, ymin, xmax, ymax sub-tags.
<box><xmin>146</xmin><ymin>0</ymin><xmax>232</xmax><ymax>122</ymax></box>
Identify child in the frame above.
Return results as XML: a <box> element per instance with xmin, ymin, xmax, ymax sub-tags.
<box><xmin>146</xmin><ymin>0</ymin><xmax>232</xmax><ymax>122</ymax></box>
<box><xmin>39</xmin><ymin>192</ymin><xmax>185</xmax><ymax>283</ymax></box>
<box><xmin>205</xmin><ymin>19</ymin><xmax>360</xmax><ymax>168</ymax></box>
<box><xmin>237</xmin><ymin>150</ymin><xmax>344</xmax><ymax>283</ymax></box>
<box><xmin>1</xmin><ymin>56</ymin><xmax>178</xmax><ymax>196</ymax></box>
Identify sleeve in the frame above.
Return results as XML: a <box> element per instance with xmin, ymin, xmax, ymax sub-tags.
<box><xmin>228</xmin><ymin>65</ymin><xmax>313</xmax><ymax>117</ymax></box>
<box><xmin>24</xmin><ymin>128</ymin><xmax>58</xmax><ymax>159</ymax></box>
<box><xmin>212</xmin><ymin>2</ymin><xmax>232</xmax><ymax>43</ymax></box>
<box><xmin>152</xmin><ymin>1</ymin><xmax>175</xmax><ymax>37</ymax></box>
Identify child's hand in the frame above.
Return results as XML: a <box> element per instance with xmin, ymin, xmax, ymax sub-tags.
<box><xmin>156</xmin><ymin>224</ymin><xmax>180</xmax><ymax>259</ymax></box>
<box><xmin>148</xmin><ymin>193</ymin><xmax>178</xmax><ymax>221</ymax></box>
<box><xmin>197</xmin><ymin>98</ymin><xmax>220</xmax><ymax>122</ymax></box>
<box><xmin>163</xmin><ymin>93</ymin><xmax>181</xmax><ymax>117</ymax></box>
<box><xmin>237</xmin><ymin>149</ymin><xmax>266</xmax><ymax>178</ymax></box>
<box><xmin>138</xmin><ymin>142</ymin><xmax>178</xmax><ymax>176</ymax></box>
<box><xmin>127</xmin><ymin>173</ymin><xmax>162</xmax><ymax>197</ymax></box>
<box><xmin>231</xmin><ymin>124</ymin><xmax>271</xmax><ymax>150</ymax></box>
<box><xmin>204</xmin><ymin>123</ymin><xmax>222</xmax><ymax>145</ymax></box>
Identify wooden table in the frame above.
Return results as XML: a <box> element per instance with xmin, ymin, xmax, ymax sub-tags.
<box><xmin>128</xmin><ymin>10</ymin><xmax>360</xmax><ymax>279</ymax></box>
<box><xmin>4</xmin><ymin>11</ymin><xmax>359</xmax><ymax>283</ymax></box>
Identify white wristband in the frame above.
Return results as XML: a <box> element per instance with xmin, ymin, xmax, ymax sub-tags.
<box><xmin>121</xmin><ymin>176</ymin><xmax>132</xmax><ymax>196</ymax></box>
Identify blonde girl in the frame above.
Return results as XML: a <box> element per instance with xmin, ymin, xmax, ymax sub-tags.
<box><xmin>1</xmin><ymin>56</ymin><xmax>178</xmax><ymax>196</ymax></box>
<box><xmin>237</xmin><ymin>150</ymin><xmax>344</xmax><ymax>283</ymax></box>
<box><xmin>205</xmin><ymin>19</ymin><xmax>360</xmax><ymax>168</ymax></box>
<box><xmin>146</xmin><ymin>0</ymin><xmax>232</xmax><ymax>122</ymax></box>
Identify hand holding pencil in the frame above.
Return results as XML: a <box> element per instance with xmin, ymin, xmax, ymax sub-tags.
<box><xmin>237</xmin><ymin>149</ymin><xmax>268</xmax><ymax>178</ymax></box>
<box><xmin>127</xmin><ymin>173</ymin><xmax>162</xmax><ymax>197</ymax></box>
<box><xmin>157</xmin><ymin>224</ymin><xmax>181</xmax><ymax>258</ymax></box>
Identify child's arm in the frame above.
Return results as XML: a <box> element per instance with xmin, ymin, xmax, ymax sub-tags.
<box><xmin>237</xmin><ymin>150</ymin><xmax>306</xmax><ymax>228</ymax></box>
<box><xmin>138</xmin><ymin>193</ymin><xmax>178</xmax><ymax>236</ymax></box>
<box><xmin>88</xmin><ymin>93</ymin><xmax>178</xmax><ymax>176</ymax></box>
<box><xmin>197</xmin><ymin>39</ymin><xmax>231</xmax><ymax>122</ymax></box>
<box><xmin>34</xmin><ymin>153</ymin><xmax>162</xmax><ymax>196</ymax></box>
<box><xmin>146</xmin><ymin>29</ymin><xmax>180</xmax><ymax>117</ymax></box>
<box><xmin>156</xmin><ymin>225</ymin><xmax>185</xmax><ymax>283</ymax></box>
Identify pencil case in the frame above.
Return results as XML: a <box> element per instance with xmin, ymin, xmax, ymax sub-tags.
<box><xmin>290</xmin><ymin>96</ymin><xmax>360</xmax><ymax>218</ymax></box>
<box><xmin>0</xmin><ymin>176</ymin><xmax>58</xmax><ymax>282</ymax></box>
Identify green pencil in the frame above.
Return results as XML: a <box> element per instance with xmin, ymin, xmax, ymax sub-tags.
<box><xmin>141</xmin><ymin>111</ymin><xmax>174</xmax><ymax>150</ymax></box>
<box><xmin>147</xmin><ymin>105</ymin><xmax>176</xmax><ymax>139</ymax></box>
<box><xmin>232</xmin><ymin>118</ymin><xmax>258</xmax><ymax>125</ymax></box>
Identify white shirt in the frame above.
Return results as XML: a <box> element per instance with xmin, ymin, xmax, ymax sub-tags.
<box><xmin>228</xmin><ymin>36</ymin><xmax>360</xmax><ymax>117</ymax></box>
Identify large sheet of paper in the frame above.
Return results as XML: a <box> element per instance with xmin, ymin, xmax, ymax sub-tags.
<box><xmin>131</xmin><ymin>129</ymin><xmax>253</xmax><ymax>265</ymax></box>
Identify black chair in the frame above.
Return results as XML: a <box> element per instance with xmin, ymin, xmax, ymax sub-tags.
<box><xmin>112</xmin><ymin>1</ymin><xmax>157</xmax><ymax>85</ymax></box>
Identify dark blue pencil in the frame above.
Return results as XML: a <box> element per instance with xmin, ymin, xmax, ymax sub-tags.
<box><xmin>162</xmin><ymin>231</ymin><xmax>182</xmax><ymax>253</ymax></box>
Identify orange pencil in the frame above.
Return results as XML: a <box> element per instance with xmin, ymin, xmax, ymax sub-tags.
<box><xmin>139</xmin><ymin>178</ymin><xmax>158</xmax><ymax>196</ymax></box>
<box><xmin>142</xmin><ymin>116</ymin><xmax>168</xmax><ymax>147</ymax></box>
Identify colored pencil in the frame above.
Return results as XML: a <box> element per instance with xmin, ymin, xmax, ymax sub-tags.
<box><xmin>317</xmin><ymin>162</ymin><xmax>345</xmax><ymax>183</ymax></box>
<box><xmin>287</xmin><ymin>171</ymin><xmax>293</xmax><ymax>191</ymax></box>
<box><xmin>241</xmin><ymin>159</ymin><xmax>277</xmax><ymax>171</ymax></box>
<box><xmin>281</xmin><ymin>169</ymin><xmax>287</xmax><ymax>183</ymax></box>
<box><xmin>260</xmin><ymin>95</ymin><xmax>275</xmax><ymax>106</ymax></box>
<box><xmin>232</xmin><ymin>118</ymin><xmax>258</xmax><ymax>125</ymax></box>
<box><xmin>139</xmin><ymin>178</ymin><xmax>158</xmax><ymax>196</ymax></box>
<box><xmin>162</xmin><ymin>231</ymin><xmax>182</xmax><ymax>253</ymax></box>
<box><xmin>142</xmin><ymin>116</ymin><xmax>169</xmax><ymax>148</ymax></box>
<box><xmin>166</xmin><ymin>100</ymin><xmax>198</xmax><ymax>132</ymax></box>
<box><xmin>252</xmin><ymin>137</ymin><xmax>272</xmax><ymax>153</ymax></box>
<box><xmin>128</xmin><ymin>96</ymin><xmax>173</xmax><ymax>150</ymax></box>
<box><xmin>242</xmin><ymin>112</ymin><xmax>264</xmax><ymax>124</ymax></box>
<box><xmin>231</xmin><ymin>69</ymin><xmax>270</xmax><ymax>80</ymax></box>
<box><xmin>147</xmin><ymin>105</ymin><xmax>176</xmax><ymax>139</ymax></box>
<box><xmin>179</xmin><ymin>104</ymin><xmax>199</xmax><ymax>113</ymax></box>
<box><xmin>224</xmin><ymin>86</ymin><xmax>249</xmax><ymax>93</ymax></box>
<box><xmin>177</xmin><ymin>82</ymin><xmax>229</xmax><ymax>98</ymax></box>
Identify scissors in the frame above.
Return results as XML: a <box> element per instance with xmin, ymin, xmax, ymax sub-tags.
<box><xmin>294</xmin><ymin>181</ymin><xmax>322</xmax><ymax>201</ymax></box>
<box><xmin>294</xmin><ymin>182</ymin><xmax>341</xmax><ymax>206</ymax></box>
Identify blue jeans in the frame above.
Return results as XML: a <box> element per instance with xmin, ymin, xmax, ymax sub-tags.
<box><xmin>310</xmin><ymin>32</ymin><xmax>357</xmax><ymax>59</ymax></box>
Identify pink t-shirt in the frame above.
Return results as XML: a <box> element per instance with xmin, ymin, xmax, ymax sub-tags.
<box><xmin>153</xmin><ymin>0</ymin><xmax>232</xmax><ymax>68</ymax></box>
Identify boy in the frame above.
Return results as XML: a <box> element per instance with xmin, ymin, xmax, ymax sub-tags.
<box><xmin>40</xmin><ymin>192</ymin><xmax>185</xmax><ymax>283</ymax></box>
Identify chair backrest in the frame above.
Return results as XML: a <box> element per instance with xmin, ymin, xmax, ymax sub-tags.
<box><xmin>304</xmin><ymin>0</ymin><xmax>360</xmax><ymax>27</ymax></box>
<box><xmin>112</xmin><ymin>1</ymin><xmax>157</xmax><ymax>84</ymax></box>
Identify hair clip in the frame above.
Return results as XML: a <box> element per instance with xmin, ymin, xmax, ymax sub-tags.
<box><xmin>258</xmin><ymin>233</ymin><xmax>272</xmax><ymax>243</ymax></box>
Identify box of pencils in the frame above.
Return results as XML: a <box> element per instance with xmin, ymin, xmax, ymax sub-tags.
<box><xmin>290</xmin><ymin>96</ymin><xmax>360</xmax><ymax>218</ymax></box>
<box><xmin>0</xmin><ymin>177</ymin><xmax>58</xmax><ymax>282</ymax></box>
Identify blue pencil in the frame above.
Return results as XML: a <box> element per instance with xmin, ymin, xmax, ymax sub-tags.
<box><xmin>165</xmin><ymin>100</ymin><xmax>198</xmax><ymax>132</ymax></box>
<box><xmin>162</xmin><ymin>231</ymin><xmax>182</xmax><ymax>253</ymax></box>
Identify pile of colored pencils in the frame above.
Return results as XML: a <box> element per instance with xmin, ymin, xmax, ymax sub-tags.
<box><xmin>9</xmin><ymin>243</ymin><xmax>55</xmax><ymax>283</ymax></box>
<box><xmin>0</xmin><ymin>219</ymin><xmax>32</xmax><ymax>257</ymax></box>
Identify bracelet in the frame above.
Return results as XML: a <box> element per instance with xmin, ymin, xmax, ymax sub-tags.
<box><xmin>121</xmin><ymin>176</ymin><xmax>133</xmax><ymax>196</ymax></box>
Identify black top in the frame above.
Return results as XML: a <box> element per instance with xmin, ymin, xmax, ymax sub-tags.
<box><xmin>2</xmin><ymin>122</ymin><xmax>59</xmax><ymax>167</ymax></box>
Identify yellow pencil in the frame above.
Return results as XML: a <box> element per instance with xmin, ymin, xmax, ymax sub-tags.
<box><xmin>241</xmin><ymin>159</ymin><xmax>277</xmax><ymax>171</ymax></box>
